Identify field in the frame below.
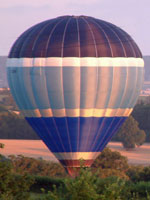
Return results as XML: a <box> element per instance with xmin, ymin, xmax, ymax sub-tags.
<box><xmin>0</xmin><ymin>139</ymin><xmax>150</xmax><ymax>166</ymax></box>
<box><xmin>108</xmin><ymin>142</ymin><xmax>150</xmax><ymax>165</ymax></box>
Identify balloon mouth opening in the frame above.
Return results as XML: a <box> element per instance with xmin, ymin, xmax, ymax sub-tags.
<box><xmin>65</xmin><ymin>166</ymin><xmax>84</xmax><ymax>177</ymax></box>
<box><xmin>61</xmin><ymin>159</ymin><xmax>94</xmax><ymax>177</ymax></box>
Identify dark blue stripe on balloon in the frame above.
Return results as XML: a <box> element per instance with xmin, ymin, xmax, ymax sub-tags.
<box><xmin>99</xmin><ymin>117</ymin><xmax>126</xmax><ymax>151</ymax></box>
<box><xmin>25</xmin><ymin>116</ymin><xmax>127</xmax><ymax>153</ymax></box>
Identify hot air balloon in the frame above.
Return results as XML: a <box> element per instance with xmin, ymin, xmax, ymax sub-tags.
<box><xmin>7</xmin><ymin>15</ymin><xmax>144</xmax><ymax>175</ymax></box>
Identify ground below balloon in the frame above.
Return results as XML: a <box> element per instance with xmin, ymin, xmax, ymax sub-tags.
<box><xmin>0</xmin><ymin>140</ymin><xmax>150</xmax><ymax>166</ymax></box>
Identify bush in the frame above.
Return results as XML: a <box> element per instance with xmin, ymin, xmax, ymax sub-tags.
<box><xmin>37</xmin><ymin>169</ymin><xmax>150</xmax><ymax>200</ymax></box>
<box><xmin>92</xmin><ymin>148</ymin><xmax>129</xmax><ymax>171</ymax></box>
<box><xmin>116</xmin><ymin>116</ymin><xmax>146</xmax><ymax>149</ymax></box>
<box><xmin>96</xmin><ymin>176</ymin><xmax>131</xmax><ymax>200</ymax></box>
<box><xmin>40</xmin><ymin>168</ymin><xmax>100</xmax><ymax>200</ymax></box>
<box><xmin>129</xmin><ymin>181</ymin><xmax>150</xmax><ymax>198</ymax></box>
<box><xmin>127</xmin><ymin>166</ymin><xmax>150</xmax><ymax>182</ymax></box>
<box><xmin>96</xmin><ymin>168</ymin><xmax>129</xmax><ymax>180</ymax></box>
<box><xmin>92</xmin><ymin>148</ymin><xmax>129</xmax><ymax>179</ymax></box>
<box><xmin>9</xmin><ymin>155</ymin><xmax>66</xmax><ymax>177</ymax></box>
<box><xmin>30</xmin><ymin>176</ymin><xmax>64</xmax><ymax>193</ymax></box>
<box><xmin>0</xmin><ymin>155</ymin><xmax>34</xmax><ymax>200</ymax></box>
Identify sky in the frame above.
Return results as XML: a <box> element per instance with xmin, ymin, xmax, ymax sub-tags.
<box><xmin>0</xmin><ymin>0</ymin><xmax>149</xmax><ymax>56</ymax></box>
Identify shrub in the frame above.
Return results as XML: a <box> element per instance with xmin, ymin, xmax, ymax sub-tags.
<box><xmin>127</xmin><ymin>166</ymin><xmax>150</xmax><ymax>182</ymax></box>
<box><xmin>37</xmin><ymin>169</ymin><xmax>132</xmax><ymax>200</ymax></box>
<box><xmin>129</xmin><ymin>181</ymin><xmax>150</xmax><ymax>198</ymax></box>
<box><xmin>30</xmin><ymin>176</ymin><xmax>64</xmax><ymax>193</ymax></box>
<box><xmin>0</xmin><ymin>154</ymin><xmax>34</xmax><ymax>200</ymax></box>
<box><xmin>9</xmin><ymin>155</ymin><xmax>66</xmax><ymax>177</ymax></box>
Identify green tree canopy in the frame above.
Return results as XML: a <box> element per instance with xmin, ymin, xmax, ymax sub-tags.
<box><xmin>132</xmin><ymin>104</ymin><xmax>150</xmax><ymax>130</ymax></box>
<box><xmin>132</xmin><ymin>104</ymin><xmax>150</xmax><ymax>142</ymax></box>
<box><xmin>116</xmin><ymin>116</ymin><xmax>146</xmax><ymax>149</ymax></box>
<box><xmin>92</xmin><ymin>148</ymin><xmax>129</xmax><ymax>179</ymax></box>
<box><xmin>92</xmin><ymin>148</ymin><xmax>128</xmax><ymax>171</ymax></box>
<box><xmin>0</xmin><ymin>154</ymin><xmax>34</xmax><ymax>200</ymax></box>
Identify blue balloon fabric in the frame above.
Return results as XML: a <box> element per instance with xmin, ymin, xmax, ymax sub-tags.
<box><xmin>7</xmin><ymin>15</ymin><xmax>144</xmax><ymax>175</ymax></box>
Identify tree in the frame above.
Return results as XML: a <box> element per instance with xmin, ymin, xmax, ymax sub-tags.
<box><xmin>127</xmin><ymin>166</ymin><xmax>150</xmax><ymax>182</ymax></box>
<box><xmin>135</xmin><ymin>130</ymin><xmax>146</xmax><ymax>147</ymax></box>
<box><xmin>92</xmin><ymin>148</ymin><xmax>129</xmax><ymax>179</ymax></box>
<box><xmin>132</xmin><ymin>104</ymin><xmax>150</xmax><ymax>142</ymax></box>
<box><xmin>116</xmin><ymin>116</ymin><xmax>146</xmax><ymax>149</ymax></box>
<box><xmin>9</xmin><ymin>155</ymin><xmax>66</xmax><ymax>177</ymax></box>
<box><xmin>92</xmin><ymin>148</ymin><xmax>128</xmax><ymax>171</ymax></box>
<box><xmin>0</xmin><ymin>154</ymin><xmax>34</xmax><ymax>200</ymax></box>
<box><xmin>41</xmin><ymin>168</ymin><xmax>99</xmax><ymax>200</ymax></box>
<box><xmin>39</xmin><ymin>169</ymin><xmax>131</xmax><ymax>200</ymax></box>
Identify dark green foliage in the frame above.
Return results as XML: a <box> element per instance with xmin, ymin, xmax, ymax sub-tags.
<box><xmin>62</xmin><ymin>169</ymin><xmax>99</xmax><ymax>200</ymax></box>
<box><xmin>39</xmin><ymin>169</ymin><xmax>100</xmax><ymax>200</ymax></box>
<box><xmin>129</xmin><ymin>181</ymin><xmax>150</xmax><ymax>198</ymax></box>
<box><xmin>132</xmin><ymin>104</ymin><xmax>150</xmax><ymax>142</ymax></box>
<box><xmin>132</xmin><ymin>104</ymin><xmax>150</xmax><ymax>130</ymax></box>
<box><xmin>127</xmin><ymin>166</ymin><xmax>150</xmax><ymax>182</ymax></box>
<box><xmin>9</xmin><ymin>149</ymin><xmax>129</xmax><ymax>179</ymax></box>
<box><xmin>30</xmin><ymin>176</ymin><xmax>64</xmax><ymax>193</ymax></box>
<box><xmin>135</xmin><ymin>130</ymin><xmax>146</xmax><ymax>146</ymax></box>
<box><xmin>96</xmin><ymin>176</ymin><xmax>131</xmax><ymax>200</ymax></box>
<box><xmin>93</xmin><ymin>147</ymin><xmax>128</xmax><ymax>171</ymax></box>
<box><xmin>127</xmin><ymin>166</ymin><xmax>145</xmax><ymax>182</ymax></box>
<box><xmin>28</xmin><ymin>165</ymin><xmax>150</xmax><ymax>197</ymax></box>
<box><xmin>115</xmin><ymin>116</ymin><xmax>146</xmax><ymax>149</ymax></box>
<box><xmin>0</xmin><ymin>113</ymin><xmax>39</xmax><ymax>139</ymax></box>
<box><xmin>7</xmin><ymin>147</ymin><xmax>150</xmax><ymax>183</ymax></box>
<box><xmin>9</xmin><ymin>155</ymin><xmax>66</xmax><ymax>177</ymax></box>
<box><xmin>7</xmin><ymin>148</ymin><xmax>150</xmax><ymax>181</ymax></box>
<box><xmin>35</xmin><ymin>169</ymin><xmax>150</xmax><ymax>200</ymax></box>
<box><xmin>0</xmin><ymin>149</ymin><xmax>150</xmax><ymax>199</ymax></box>
<box><xmin>92</xmin><ymin>148</ymin><xmax>129</xmax><ymax>179</ymax></box>
<box><xmin>0</xmin><ymin>154</ymin><xmax>34</xmax><ymax>200</ymax></box>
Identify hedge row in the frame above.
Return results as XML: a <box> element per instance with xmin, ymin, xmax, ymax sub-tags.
<box><xmin>30</xmin><ymin>176</ymin><xmax>64</xmax><ymax>193</ymax></box>
<box><xmin>29</xmin><ymin>175</ymin><xmax>150</xmax><ymax>198</ymax></box>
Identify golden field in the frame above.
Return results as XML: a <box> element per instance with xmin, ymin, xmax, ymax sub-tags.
<box><xmin>0</xmin><ymin>139</ymin><xmax>150</xmax><ymax>165</ymax></box>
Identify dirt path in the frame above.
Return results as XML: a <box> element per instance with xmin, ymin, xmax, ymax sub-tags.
<box><xmin>0</xmin><ymin>139</ymin><xmax>150</xmax><ymax>165</ymax></box>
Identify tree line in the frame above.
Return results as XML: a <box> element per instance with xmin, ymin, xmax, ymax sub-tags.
<box><xmin>5</xmin><ymin>148</ymin><xmax>150</xmax><ymax>185</ymax></box>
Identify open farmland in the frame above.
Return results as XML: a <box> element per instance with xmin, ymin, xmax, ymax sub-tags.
<box><xmin>0</xmin><ymin>140</ymin><xmax>150</xmax><ymax>166</ymax></box>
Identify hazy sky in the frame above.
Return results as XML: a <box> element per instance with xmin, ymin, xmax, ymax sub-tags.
<box><xmin>0</xmin><ymin>0</ymin><xmax>149</xmax><ymax>56</ymax></box>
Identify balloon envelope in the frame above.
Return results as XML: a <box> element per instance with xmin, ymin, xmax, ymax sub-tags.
<box><xmin>7</xmin><ymin>15</ymin><xmax>144</xmax><ymax>175</ymax></box>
